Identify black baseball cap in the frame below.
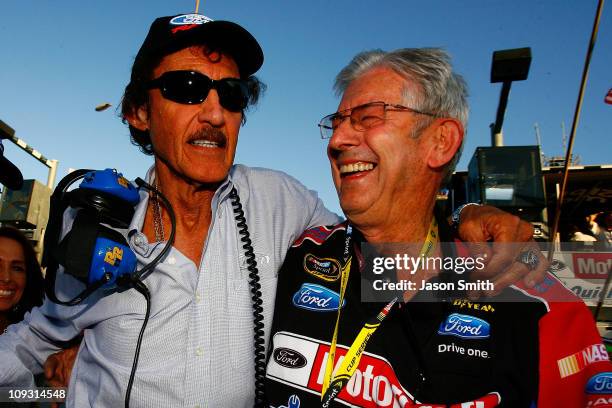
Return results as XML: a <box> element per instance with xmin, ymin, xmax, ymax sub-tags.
<box><xmin>134</xmin><ymin>13</ymin><xmax>263</xmax><ymax>77</ymax></box>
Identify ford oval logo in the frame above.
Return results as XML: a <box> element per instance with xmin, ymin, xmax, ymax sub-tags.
<box><xmin>587</xmin><ymin>372</ymin><xmax>612</xmax><ymax>394</ymax></box>
<box><xmin>169</xmin><ymin>14</ymin><xmax>213</xmax><ymax>25</ymax></box>
<box><xmin>273</xmin><ymin>347</ymin><xmax>307</xmax><ymax>369</ymax></box>
<box><xmin>438</xmin><ymin>313</ymin><xmax>490</xmax><ymax>339</ymax></box>
<box><xmin>292</xmin><ymin>283</ymin><xmax>344</xmax><ymax>312</ymax></box>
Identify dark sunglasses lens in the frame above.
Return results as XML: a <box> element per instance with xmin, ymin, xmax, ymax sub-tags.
<box><xmin>160</xmin><ymin>71</ymin><xmax>212</xmax><ymax>104</ymax></box>
<box><xmin>217</xmin><ymin>79</ymin><xmax>249</xmax><ymax>112</ymax></box>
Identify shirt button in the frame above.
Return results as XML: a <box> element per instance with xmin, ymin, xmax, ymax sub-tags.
<box><xmin>167</xmin><ymin>256</ymin><xmax>176</xmax><ymax>265</ymax></box>
<box><xmin>195</xmin><ymin>347</ymin><xmax>203</xmax><ymax>356</ymax></box>
<box><xmin>195</xmin><ymin>293</ymin><xmax>202</xmax><ymax>303</ymax></box>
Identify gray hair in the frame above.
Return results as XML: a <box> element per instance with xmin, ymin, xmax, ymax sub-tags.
<box><xmin>334</xmin><ymin>48</ymin><xmax>469</xmax><ymax>182</ymax></box>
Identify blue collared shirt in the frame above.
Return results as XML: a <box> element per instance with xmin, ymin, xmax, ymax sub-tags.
<box><xmin>0</xmin><ymin>165</ymin><xmax>340</xmax><ymax>407</ymax></box>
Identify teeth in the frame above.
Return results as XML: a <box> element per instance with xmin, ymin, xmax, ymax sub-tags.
<box><xmin>0</xmin><ymin>290</ymin><xmax>15</xmax><ymax>296</ymax></box>
<box><xmin>191</xmin><ymin>140</ymin><xmax>219</xmax><ymax>148</ymax></box>
<box><xmin>339</xmin><ymin>162</ymin><xmax>375</xmax><ymax>174</ymax></box>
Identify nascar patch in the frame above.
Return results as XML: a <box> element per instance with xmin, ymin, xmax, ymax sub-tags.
<box><xmin>303</xmin><ymin>253</ymin><xmax>341</xmax><ymax>281</ymax></box>
<box><xmin>558</xmin><ymin>344</ymin><xmax>609</xmax><ymax>378</ymax></box>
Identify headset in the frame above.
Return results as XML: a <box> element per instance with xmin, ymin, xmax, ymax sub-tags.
<box><xmin>43</xmin><ymin>168</ymin><xmax>175</xmax><ymax>305</ymax></box>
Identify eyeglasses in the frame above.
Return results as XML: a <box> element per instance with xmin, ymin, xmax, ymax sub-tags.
<box><xmin>318</xmin><ymin>101</ymin><xmax>436</xmax><ymax>139</ymax></box>
<box><xmin>147</xmin><ymin>70</ymin><xmax>249</xmax><ymax>112</ymax></box>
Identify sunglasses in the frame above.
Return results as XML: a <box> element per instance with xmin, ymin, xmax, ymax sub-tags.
<box><xmin>147</xmin><ymin>70</ymin><xmax>249</xmax><ymax>112</ymax></box>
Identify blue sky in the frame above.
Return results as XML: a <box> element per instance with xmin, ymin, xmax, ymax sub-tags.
<box><xmin>1</xmin><ymin>0</ymin><xmax>610</xmax><ymax>214</ymax></box>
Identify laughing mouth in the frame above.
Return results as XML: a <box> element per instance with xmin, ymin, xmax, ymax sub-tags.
<box><xmin>339</xmin><ymin>162</ymin><xmax>376</xmax><ymax>176</ymax></box>
<box><xmin>0</xmin><ymin>289</ymin><xmax>16</xmax><ymax>297</ymax></box>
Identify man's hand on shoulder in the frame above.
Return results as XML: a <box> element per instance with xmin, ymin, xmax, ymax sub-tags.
<box><xmin>44</xmin><ymin>345</ymin><xmax>79</xmax><ymax>388</ymax></box>
<box><xmin>456</xmin><ymin>204</ymin><xmax>548</xmax><ymax>296</ymax></box>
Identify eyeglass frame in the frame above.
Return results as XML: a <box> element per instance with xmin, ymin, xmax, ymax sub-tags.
<box><xmin>317</xmin><ymin>101</ymin><xmax>437</xmax><ymax>139</ymax></box>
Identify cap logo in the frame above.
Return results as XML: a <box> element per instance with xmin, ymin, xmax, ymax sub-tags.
<box><xmin>170</xmin><ymin>14</ymin><xmax>213</xmax><ymax>26</ymax></box>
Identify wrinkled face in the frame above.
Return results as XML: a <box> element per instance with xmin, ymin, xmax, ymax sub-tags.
<box><xmin>0</xmin><ymin>237</ymin><xmax>27</xmax><ymax>313</ymax></box>
<box><xmin>135</xmin><ymin>46</ymin><xmax>243</xmax><ymax>185</ymax></box>
<box><xmin>327</xmin><ymin>67</ymin><xmax>433</xmax><ymax>223</ymax></box>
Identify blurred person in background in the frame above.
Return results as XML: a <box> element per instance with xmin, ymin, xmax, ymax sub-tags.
<box><xmin>0</xmin><ymin>226</ymin><xmax>45</xmax><ymax>334</ymax></box>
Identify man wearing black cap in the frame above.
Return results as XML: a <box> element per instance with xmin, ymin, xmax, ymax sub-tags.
<box><xmin>0</xmin><ymin>13</ymin><xmax>538</xmax><ymax>408</ymax></box>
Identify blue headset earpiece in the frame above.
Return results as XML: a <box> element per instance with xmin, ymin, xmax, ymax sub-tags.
<box><xmin>44</xmin><ymin>169</ymin><xmax>142</xmax><ymax>305</ymax></box>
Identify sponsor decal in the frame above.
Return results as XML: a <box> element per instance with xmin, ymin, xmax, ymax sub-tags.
<box><xmin>452</xmin><ymin>299</ymin><xmax>495</xmax><ymax>313</ymax></box>
<box><xmin>273</xmin><ymin>347</ymin><xmax>307</xmax><ymax>369</ymax></box>
<box><xmin>272</xmin><ymin>395</ymin><xmax>300</xmax><ymax>408</ymax></box>
<box><xmin>573</xmin><ymin>253</ymin><xmax>612</xmax><ymax>280</ymax></box>
<box><xmin>438</xmin><ymin>313</ymin><xmax>490</xmax><ymax>339</ymax></box>
<box><xmin>438</xmin><ymin>342</ymin><xmax>490</xmax><ymax>359</ymax></box>
<box><xmin>239</xmin><ymin>252</ymin><xmax>271</xmax><ymax>269</ymax></box>
<box><xmin>169</xmin><ymin>14</ymin><xmax>213</xmax><ymax>25</ymax></box>
<box><xmin>303</xmin><ymin>253</ymin><xmax>341</xmax><ymax>281</ymax></box>
<box><xmin>267</xmin><ymin>332</ymin><xmax>501</xmax><ymax>408</ymax></box>
<box><xmin>587</xmin><ymin>397</ymin><xmax>612</xmax><ymax>407</ymax></box>
<box><xmin>587</xmin><ymin>372</ymin><xmax>612</xmax><ymax>394</ymax></box>
<box><xmin>292</xmin><ymin>283</ymin><xmax>344</xmax><ymax>312</ymax></box>
<box><xmin>103</xmin><ymin>246</ymin><xmax>123</xmax><ymax>266</ymax></box>
<box><xmin>558</xmin><ymin>344</ymin><xmax>609</xmax><ymax>378</ymax></box>
<box><xmin>448</xmin><ymin>393</ymin><xmax>501</xmax><ymax>408</ymax></box>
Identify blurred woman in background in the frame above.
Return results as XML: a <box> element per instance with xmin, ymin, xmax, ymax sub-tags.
<box><xmin>0</xmin><ymin>226</ymin><xmax>45</xmax><ymax>333</ymax></box>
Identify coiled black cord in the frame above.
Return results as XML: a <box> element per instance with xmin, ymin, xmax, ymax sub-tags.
<box><xmin>120</xmin><ymin>278</ymin><xmax>151</xmax><ymax>408</ymax></box>
<box><xmin>229</xmin><ymin>187</ymin><xmax>266</xmax><ymax>408</ymax></box>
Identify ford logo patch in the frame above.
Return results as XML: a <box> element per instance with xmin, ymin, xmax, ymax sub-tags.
<box><xmin>587</xmin><ymin>372</ymin><xmax>612</xmax><ymax>394</ymax></box>
<box><xmin>292</xmin><ymin>283</ymin><xmax>344</xmax><ymax>312</ymax></box>
<box><xmin>438</xmin><ymin>313</ymin><xmax>490</xmax><ymax>339</ymax></box>
<box><xmin>273</xmin><ymin>347</ymin><xmax>307</xmax><ymax>369</ymax></box>
<box><xmin>170</xmin><ymin>14</ymin><xmax>213</xmax><ymax>25</ymax></box>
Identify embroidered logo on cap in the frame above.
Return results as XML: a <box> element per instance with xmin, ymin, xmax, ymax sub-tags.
<box><xmin>170</xmin><ymin>14</ymin><xmax>213</xmax><ymax>25</ymax></box>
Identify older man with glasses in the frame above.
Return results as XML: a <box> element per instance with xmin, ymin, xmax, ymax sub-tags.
<box><xmin>1</xmin><ymin>15</ymin><xmax>543</xmax><ymax>408</ymax></box>
<box><xmin>265</xmin><ymin>48</ymin><xmax>612</xmax><ymax>407</ymax></box>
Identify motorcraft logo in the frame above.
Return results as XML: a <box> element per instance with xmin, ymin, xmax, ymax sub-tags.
<box><xmin>587</xmin><ymin>372</ymin><xmax>612</xmax><ymax>394</ymax></box>
<box><xmin>292</xmin><ymin>283</ymin><xmax>344</xmax><ymax>312</ymax></box>
<box><xmin>267</xmin><ymin>332</ymin><xmax>501</xmax><ymax>408</ymax></box>
<box><xmin>273</xmin><ymin>347</ymin><xmax>307</xmax><ymax>369</ymax></box>
<box><xmin>303</xmin><ymin>253</ymin><xmax>340</xmax><ymax>281</ymax></box>
<box><xmin>170</xmin><ymin>14</ymin><xmax>213</xmax><ymax>25</ymax></box>
<box><xmin>437</xmin><ymin>313</ymin><xmax>490</xmax><ymax>339</ymax></box>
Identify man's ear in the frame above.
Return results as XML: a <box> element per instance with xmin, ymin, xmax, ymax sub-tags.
<box><xmin>426</xmin><ymin>118</ymin><xmax>464</xmax><ymax>169</ymax></box>
<box><xmin>125</xmin><ymin>104</ymin><xmax>150</xmax><ymax>132</ymax></box>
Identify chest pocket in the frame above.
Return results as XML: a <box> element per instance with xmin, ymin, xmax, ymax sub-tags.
<box><xmin>227</xmin><ymin>275</ymin><xmax>278</xmax><ymax>373</ymax></box>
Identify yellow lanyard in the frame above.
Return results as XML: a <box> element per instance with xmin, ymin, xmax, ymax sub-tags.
<box><xmin>320</xmin><ymin>218</ymin><xmax>438</xmax><ymax>406</ymax></box>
